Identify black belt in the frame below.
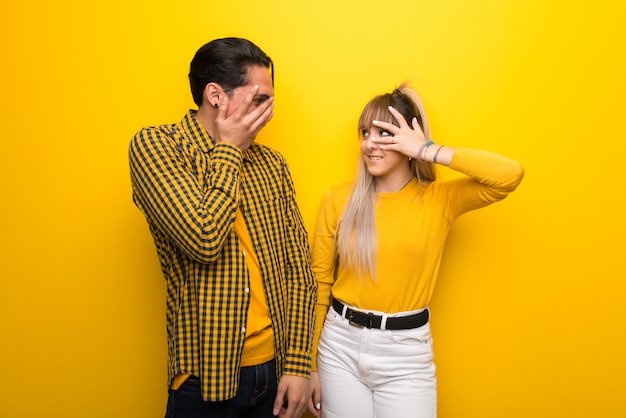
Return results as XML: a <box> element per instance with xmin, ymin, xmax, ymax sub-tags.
<box><xmin>332</xmin><ymin>299</ymin><xmax>429</xmax><ymax>330</ymax></box>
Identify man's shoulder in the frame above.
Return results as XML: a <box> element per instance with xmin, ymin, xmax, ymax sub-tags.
<box><xmin>132</xmin><ymin>110</ymin><xmax>193</xmax><ymax>141</ymax></box>
<box><xmin>130</xmin><ymin>119</ymin><xmax>192</xmax><ymax>154</ymax></box>
<box><xmin>133</xmin><ymin>122</ymin><xmax>178</xmax><ymax>140</ymax></box>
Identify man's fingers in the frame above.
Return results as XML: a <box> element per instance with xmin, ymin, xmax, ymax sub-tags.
<box><xmin>233</xmin><ymin>84</ymin><xmax>260</xmax><ymax>118</ymax></box>
<box><xmin>249</xmin><ymin>98</ymin><xmax>274</xmax><ymax>133</ymax></box>
<box><xmin>272</xmin><ymin>385</ymin><xmax>287</xmax><ymax>416</ymax></box>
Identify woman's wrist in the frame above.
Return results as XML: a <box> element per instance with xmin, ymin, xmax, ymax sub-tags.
<box><xmin>429</xmin><ymin>144</ymin><xmax>455</xmax><ymax>166</ymax></box>
<box><xmin>423</xmin><ymin>144</ymin><xmax>443</xmax><ymax>163</ymax></box>
<box><xmin>417</xmin><ymin>140</ymin><xmax>435</xmax><ymax>161</ymax></box>
<box><xmin>419</xmin><ymin>142</ymin><xmax>453</xmax><ymax>166</ymax></box>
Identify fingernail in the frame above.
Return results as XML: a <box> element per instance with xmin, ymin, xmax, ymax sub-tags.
<box><xmin>316</xmin><ymin>403</ymin><xmax>321</xmax><ymax>410</ymax></box>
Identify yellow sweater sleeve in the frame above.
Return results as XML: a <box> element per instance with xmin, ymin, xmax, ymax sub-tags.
<box><xmin>450</xmin><ymin>147</ymin><xmax>525</xmax><ymax>195</ymax></box>
<box><xmin>310</xmin><ymin>187</ymin><xmax>347</xmax><ymax>370</ymax></box>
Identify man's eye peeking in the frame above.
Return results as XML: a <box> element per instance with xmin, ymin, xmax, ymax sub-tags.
<box><xmin>252</xmin><ymin>95</ymin><xmax>270</xmax><ymax>106</ymax></box>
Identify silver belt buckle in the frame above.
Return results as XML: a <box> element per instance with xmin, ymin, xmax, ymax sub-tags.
<box><xmin>348</xmin><ymin>310</ymin><xmax>375</xmax><ymax>328</ymax></box>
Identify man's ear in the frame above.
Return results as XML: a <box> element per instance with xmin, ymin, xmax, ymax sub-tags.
<box><xmin>204</xmin><ymin>82</ymin><xmax>223</xmax><ymax>108</ymax></box>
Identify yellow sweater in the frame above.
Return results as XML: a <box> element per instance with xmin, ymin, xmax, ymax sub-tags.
<box><xmin>234</xmin><ymin>208</ymin><xmax>275</xmax><ymax>367</ymax></box>
<box><xmin>310</xmin><ymin>148</ymin><xmax>524</xmax><ymax>369</ymax></box>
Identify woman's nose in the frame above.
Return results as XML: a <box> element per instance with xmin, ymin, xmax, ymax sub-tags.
<box><xmin>367</xmin><ymin>137</ymin><xmax>379</xmax><ymax>150</ymax></box>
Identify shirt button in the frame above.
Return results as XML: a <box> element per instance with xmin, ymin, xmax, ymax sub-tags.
<box><xmin>242</xmin><ymin>327</ymin><xmax>246</xmax><ymax>334</ymax></box>
<box><xmin>244</xmin><ymin>287</ymin><xmax>250</xmax><ymax>293</ymax></box>
<box><xmin>242</xmin><ymin>251</ymin><xmax>246</xmax><ymax>257</ymax></box>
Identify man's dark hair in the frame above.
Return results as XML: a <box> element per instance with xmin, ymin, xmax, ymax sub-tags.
<box><xmin>188</xmin><ymin>37</ymin><xmax>274</xmax><ymax>107</ymax></box>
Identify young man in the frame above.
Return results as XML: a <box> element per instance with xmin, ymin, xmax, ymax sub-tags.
<box><xmin>129</xmin><ymin>38</ymin><xmax>317</xmax><ymax>418</ymax></box>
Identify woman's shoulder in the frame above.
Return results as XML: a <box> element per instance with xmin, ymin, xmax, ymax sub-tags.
<box><xmin>329</xmin><ymin>181</ymin><xmax>354</xmax><ymax>196</ymax></box>
<box><xmin>320</xmin><ymin>181</ymin><xmax>354</xmax><ymax>209</ymax></box>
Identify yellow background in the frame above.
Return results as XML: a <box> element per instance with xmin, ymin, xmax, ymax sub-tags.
<box><xmin>1</xmin><ymin>0</ymin><xmax>624</xmax><ymax>417</ymax></box>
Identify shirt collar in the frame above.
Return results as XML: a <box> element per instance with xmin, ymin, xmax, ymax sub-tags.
<box><xmin>179</xmin><ymin>110</ymin><xmax>213</xmax><ymax>154</ymax></box>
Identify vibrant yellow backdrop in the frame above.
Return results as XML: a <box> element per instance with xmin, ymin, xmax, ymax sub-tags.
<box><xmin>1</xmin><ymin>1</ymin><xmax>624</xmax><ymax>417</ymax></box>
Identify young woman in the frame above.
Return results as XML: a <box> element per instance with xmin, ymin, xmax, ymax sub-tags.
<box><xmin>307</xmin><ymin>85</ymin><xmax>524</xmax><ymax>418</ymax></box>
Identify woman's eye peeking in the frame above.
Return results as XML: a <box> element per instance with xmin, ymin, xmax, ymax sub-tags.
<box><xmin>361</xmin><ymin>129</ymin><xmax>370</xmax><ymax>138</ymax></box>
<box><xmin>380</xmin><ymin>129</ymin><xmax>392</xmax><ymax>137</ymax></box>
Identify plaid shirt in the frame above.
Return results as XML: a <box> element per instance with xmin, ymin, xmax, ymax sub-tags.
<box><xmin>129</xmin><ymin>110</ymin><xmax>317</xmax><ymax>401</ymax></box>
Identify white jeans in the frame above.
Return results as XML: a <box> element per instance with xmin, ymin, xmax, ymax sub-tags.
<box><xmin>317</xmin><ymin>305</ymin><xmax>437</xmax><ymax>418</ymax></box>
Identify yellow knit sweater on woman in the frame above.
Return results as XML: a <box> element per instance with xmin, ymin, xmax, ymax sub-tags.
<box><xmin>310</xmin><ymin>148</ymin><xmax>524</xmax><ymax>369</ymax></box>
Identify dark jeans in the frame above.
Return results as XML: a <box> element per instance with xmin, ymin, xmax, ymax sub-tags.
<box><xmin>165</xmin><ymin>359</ymin><xmax>278</xmax><ymax>418</ymax></box>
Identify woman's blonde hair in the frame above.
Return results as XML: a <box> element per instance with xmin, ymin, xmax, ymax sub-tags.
<box><xmin>336</xmin><ymin>84</ymin><xmax>437</xmax><ymax>279</ymax></box>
